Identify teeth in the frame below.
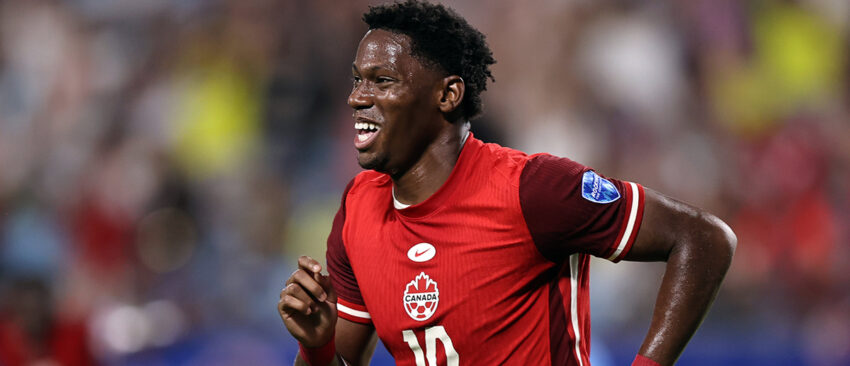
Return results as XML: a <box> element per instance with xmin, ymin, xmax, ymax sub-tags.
<box><xmin>357</xmin><ymin>134</ymin><xmax>369</xmax><ymax>142</ymax></box>
<box><xmin>354</xmin><ymin>122</ymin><xmax>379</xmax><ymax>131</ymax></box>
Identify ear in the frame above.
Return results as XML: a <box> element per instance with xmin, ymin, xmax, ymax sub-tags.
<box><xmin>438</xmin><ymin>75</ymin><xmax>465</xmax><ymax>114</ymax></box>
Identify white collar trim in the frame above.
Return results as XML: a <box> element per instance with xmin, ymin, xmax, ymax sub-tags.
<box><xmin>393</xmin><ymin>188</ymin><xmax>411</xmax><ymax>209</ymax></box>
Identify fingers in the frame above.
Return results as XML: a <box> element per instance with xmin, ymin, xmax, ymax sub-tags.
<box><xmin>278</xmin><ymin>256</ymin><xmax>341</xmax><ymax>348</ymax></box>
<box><xmin>279</xmin><ymin>292</ymin><xmax>311</xmax><ymax>315</ymax></box>
<box><xmin>286</xmin><ymin>268</ymin><xmax>327</xmax><ymax>303</ymax></box>
<box><xmin>298</xmin><ymin>255</ymin><xmax>323</xmax><ymax>274</ymax></box>
<box><xmin>278</xmin><ymin>256</ymin><xmax>337</xmax><ymax>323</ymax></box>
<box><xmin>317</xmin><ymin>273</ymin><xmax>337</xmax><ymax>303</ymax></box>
<box><xmin>297</xmin><ymin>256</ymin><xmax>331</xmax><ymax>301</ymax></box>
<box><xmin>279</xmin><ymin>283</ymin><xmax>316</xmax><ymax>316</ymax></box>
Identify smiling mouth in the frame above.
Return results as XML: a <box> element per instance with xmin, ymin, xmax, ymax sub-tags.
<box><xmin>354</xmin><ymin>120</ymin><xmax>382</xmax><ymax>150</ymax></box>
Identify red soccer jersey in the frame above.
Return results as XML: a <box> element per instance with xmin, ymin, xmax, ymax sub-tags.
<box><xmin>327</xmin><ymin>134</ymin><xmax>644</xmax><ymax>366</ymax></box>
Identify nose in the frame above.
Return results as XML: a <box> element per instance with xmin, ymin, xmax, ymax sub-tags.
<box><xmin>348</xmin><ymin>82</ymin><xmax>372</xmax><ymax>109</ymax></box>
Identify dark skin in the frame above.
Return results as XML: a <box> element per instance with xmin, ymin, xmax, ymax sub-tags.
<box><xmin>278</xmin><ymin>29</ymin><xmax>736</xmax><ymax>366</ymax></box>
<box><xmin>348</xmin><ymin>29</ymin><xmax>468</xmax><ymax>205</ymax></box>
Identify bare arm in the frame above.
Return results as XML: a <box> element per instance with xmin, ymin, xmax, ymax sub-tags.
<box><xmin>624</xmin><ymin>188</ymin><xmax>737</xmax><ymax>365</ymax></box>
<box><xmin>280</xmin><ymin>256</ymin><xmax>378</xmax><ymax>366</ymax></box>
<box><xmin>292</xmin><ymin>318</ymin><xmax>377</xmax><ymax>366</ymax></box>
<box><xmin>332</xmin><ymin>318</ymin><xmax>378</xmax><ymax>366</ymax></box>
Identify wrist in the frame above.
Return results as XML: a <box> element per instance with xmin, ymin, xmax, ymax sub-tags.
<box><xmin>299</xmin><ymin>334</ymin><xmax>336</xmax><ymax>366</ymax></box>
<box><xmin>632</xmin><ymin>354</ymin><xmax>661</xmax><ymax>366</ymax></box>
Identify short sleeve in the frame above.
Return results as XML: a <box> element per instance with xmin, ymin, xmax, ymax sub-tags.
<box><xmin>519</xmin><ymin>154</ymin><xmax>645</xmax><ymax>263</ymax></box>
<box><xmin>326</xmin><ymin>179</ymin><xmax>372</xmax><ymax>324</ymax></box>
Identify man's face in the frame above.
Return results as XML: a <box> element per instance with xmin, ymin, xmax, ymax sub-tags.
<box><xmin>349</xmin><ymin>29</ymin><xmax>445</xmax><ymax>174</ymax></box>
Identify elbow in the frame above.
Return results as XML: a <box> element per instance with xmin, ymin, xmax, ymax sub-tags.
<box><xmin>697</xmin><ymin>212</ymin><xmax>737</xmax><ymax>270</ymax></box>
<box><xmin>710</xmin><ymin>214</ymin><xmax>737</xmax><ymax>258</ymax></box>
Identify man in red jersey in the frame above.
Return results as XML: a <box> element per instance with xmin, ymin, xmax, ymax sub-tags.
<box><xmin>278</xmin><ymin>1</ymin><xmax>736</xmax><ymax>365</ymax></box>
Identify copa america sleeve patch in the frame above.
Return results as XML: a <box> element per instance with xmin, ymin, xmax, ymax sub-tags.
<box><xmin>581</xmin><ymin>170</ymin><xmax>621</xmax><ymax>203</ymax></box>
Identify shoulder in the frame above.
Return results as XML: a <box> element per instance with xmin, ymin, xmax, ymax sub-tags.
<box><xmin>469</xmin><ymin>139</ymin><xmax>535</xmax><ymax>186</ymax></box>
<box><xmin>516</xmin><ymin>153</ymin><xmax>589</xmax><ymax>216</ymax></box>
<box><xmin>464</xmin><ymin>137</ymin><xmax>590</xmax><ymax>191</ymax></box>
<box><xmin>520</xmin><ymin>153</ymin><xmax>588</xmax><ymax>185</ymax></box>
<box><xmin>473</xmin><ymin>140</ymin><xmax>588</xmax><ymax>189</ymax></box>
<box><xmin>478</xmin><ymin>140</ymin><xmax>531</xmax><ymax>166</ymax></box>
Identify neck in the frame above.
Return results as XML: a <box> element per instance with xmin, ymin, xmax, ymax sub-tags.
<box><xmin>392</xmin><ymin>122</ymin><xmax>469</xmax><ymax>206</ymax></box>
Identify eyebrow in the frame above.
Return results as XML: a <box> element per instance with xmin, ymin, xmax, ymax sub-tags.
<box><xmin>352</xmin><ymin>63</ymin><xmax>396</xmax><ymax>74</ymax></box>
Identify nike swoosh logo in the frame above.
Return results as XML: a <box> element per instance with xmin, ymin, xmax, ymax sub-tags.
<box><xmin>408</xmin><ymin>243</ymin><xmax>436</xmax><ymax>262</ymax></box>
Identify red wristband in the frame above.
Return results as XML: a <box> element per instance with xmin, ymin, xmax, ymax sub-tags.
<box><xmin>632</xmin><ymin>354</ymin><xmax>661</xmax><ymax>366</ymax></box>
<box><xmin>299</xmin><ymin>336</ymin><xmax>336</xmax><ymax>366</ymax></box>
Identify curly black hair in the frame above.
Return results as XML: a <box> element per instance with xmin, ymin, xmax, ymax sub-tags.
<box><xmin>363</xmin><ymin>0</ymin><xmax>496</xmax><ymax>120</ymax></box>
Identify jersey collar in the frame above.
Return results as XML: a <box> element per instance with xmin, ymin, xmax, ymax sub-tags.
<box><xmin>392</xmin><ymin>130</ymin><xmax>471</xmax><ymax>210</ymax></box>
<box><xmin>393</xmin><ymin>131</ymin><xmax>477</xmax><ymax>218</ymax></box>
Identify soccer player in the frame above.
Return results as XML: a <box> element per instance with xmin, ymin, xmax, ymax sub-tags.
<box><xmin>277</xmin><ymin>1</ymin><xmax>736</xmax><ymax>365</ymax></box>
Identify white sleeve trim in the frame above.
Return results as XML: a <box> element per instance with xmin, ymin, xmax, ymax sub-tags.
<box><xmin>569</xmin><ymin>254</ymin><xmax>585</xmax><ymax>366</ymax></box>
<box><xmin>606</xmin><ymin>182</ymin><xmax>639</xmax><ymax>261</ymax></box>
<box><xmin>337</xmin><ymin>303</ymin><xmax>371</xmax><ymax>319</ymax></box>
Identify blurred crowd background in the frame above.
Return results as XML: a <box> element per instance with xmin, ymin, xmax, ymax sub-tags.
<box><xmin>0</xmin><ymin>0</ymin><xmax>848</xmax><ymax>365</ymax></box>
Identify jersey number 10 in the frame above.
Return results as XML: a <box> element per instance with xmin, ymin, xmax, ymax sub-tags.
<box><xmin>402</xmin><ymin>326</ymin><xmax>459</xmax><ymax>366</ymax></box>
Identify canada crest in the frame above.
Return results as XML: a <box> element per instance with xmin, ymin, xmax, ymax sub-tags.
<box><xmin>403</xmin><ymin>272</ymin><xmax>439</xmax><ymax>321</ymax></box>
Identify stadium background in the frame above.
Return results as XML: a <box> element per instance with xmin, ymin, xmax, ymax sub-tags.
<box><xmin>0</xmin><ymin>0</ymin><xmax>848</xmax><ymax>365</ymax></box>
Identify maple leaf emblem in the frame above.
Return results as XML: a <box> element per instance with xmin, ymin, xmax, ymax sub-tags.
<box><xmin>403</xmin><ymin>272</ymin><xmax>440</xmax><ymax>321</ymax></box>
<box><xmin>406</xmin><ymin>272</ymin><xmax>438</xmax><ymax>294</ymax></box>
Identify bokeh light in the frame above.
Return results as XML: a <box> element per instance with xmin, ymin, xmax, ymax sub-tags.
<box><xmin>0</xmin><ymin>0</ymin><xmax>848</xmax><ymax>365</ymax></box>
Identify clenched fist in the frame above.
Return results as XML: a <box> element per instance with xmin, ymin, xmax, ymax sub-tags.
<box><xmin>278</xmin><ymin>256</ymin><xmax>338</xmax><ymax>348</ymax></box>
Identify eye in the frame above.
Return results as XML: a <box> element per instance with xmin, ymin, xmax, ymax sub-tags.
<box><xmin>352</xmin><ymin>76</ymin><xmax>362</xmax><ymax>87</ymax></box>
<box><xmin>376</xmin><ymin>76</ymin><xmax>394</xmax><ymax>84</ymax></box>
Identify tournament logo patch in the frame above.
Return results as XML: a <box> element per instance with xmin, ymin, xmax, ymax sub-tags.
<box><xmin>581</xmin><ymin>170</ymin><xmax>620</xmax><ymax>204</ymax></box>
<box><xmin>403</xmin><ymin>272</ymin><xmax>439</xmax><ymax>321</ymax></box>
